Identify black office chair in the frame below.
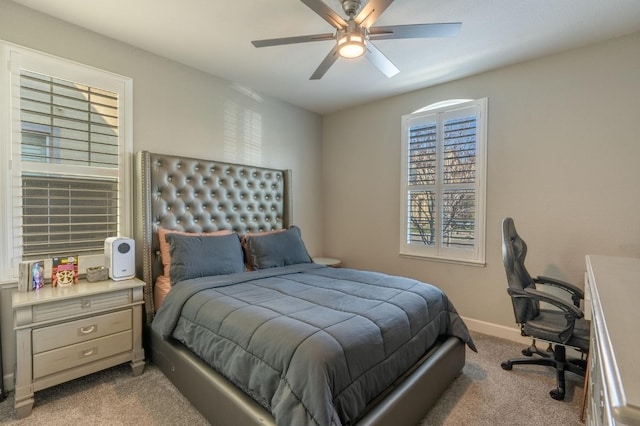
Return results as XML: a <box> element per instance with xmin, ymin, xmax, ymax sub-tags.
<box><xmin>500</xmin><ymin>217</ymin><xmax>590</xmax><ymax>400</ymax></box>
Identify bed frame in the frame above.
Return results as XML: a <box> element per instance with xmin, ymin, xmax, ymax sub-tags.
<box><xmin>134</xmin><ymin>150</ymin><xmax>465</xmax><ymax>425</ymax></box>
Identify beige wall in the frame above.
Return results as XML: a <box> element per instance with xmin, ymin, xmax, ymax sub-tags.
<box><xmin>322</xmin><ymin>31</ymin><xmax>640</xmax><ymax>331</ymax></box>
<box><xmin>0</xmin><ymin>0</ymin><xmax>323</xmax><ymax>389</ymax></box>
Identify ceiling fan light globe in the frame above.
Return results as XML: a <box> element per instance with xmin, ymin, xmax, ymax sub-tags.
<box><xmin>337</xmin><ymin>34</ymin><xmax>366</xmax><ymax>58</ymax></box>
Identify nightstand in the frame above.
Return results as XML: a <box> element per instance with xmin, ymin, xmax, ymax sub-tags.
<box><xmin>12</xmin><ymin>277</ymin><xmax>145</xmax><ymax>418</ymax></box>
<box><xmin>313</xmin><ymin>257</ymin><xmax>342</xmax><ymax>267</ymax></box>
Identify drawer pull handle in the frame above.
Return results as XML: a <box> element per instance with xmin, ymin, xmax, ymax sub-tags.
<box><xmin>81</xmin><ymin>298</ymin><xmax>91</xmax><ymax>308</ymax></box>
<box><xmin>82</xmin><ymin>348</ymin><xmax>96</xmax><ymax>357</ymax></box>
<box><xmin>79</xmin><ymin>325</ymin><xmax>96</xmax><ymax>335</ymax></box>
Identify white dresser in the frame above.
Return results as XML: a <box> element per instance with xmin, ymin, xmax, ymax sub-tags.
<box><xmin>585</xmin><ymin>255</ymin><xmax>640</xmax><ymax>425</ymax></box>
<box><xmin>12</xmin><ymin>278</ymin><xmax>145</xmax><ymax>418</ymax></box>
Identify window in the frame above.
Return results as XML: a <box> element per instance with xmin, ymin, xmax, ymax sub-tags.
<box><xmin>0</xmin><ymin>43</ymin><xmax>132</xmax><ymax>281</ymax></box>
<box><xmin>400</xmin><ymin>99</ymin><xmax>487</xmax><ymax>265</ymax></box>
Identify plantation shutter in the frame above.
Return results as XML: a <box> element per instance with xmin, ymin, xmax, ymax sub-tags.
<box><xmin>405</xmin><ymin>105</ymin><xmax>478</xmax><ymax>250</ymax></box>
<box><xmin>441</xmin><ymin>113</ymin><xmax>477</xmax><ymax>249</ymax></box>
<box><xmin>407</xmin><ymin>119</ymin><xmax>437</xmax><ymax>245</ymax></box>
<box><xmin>18</xmin><ymin>69</ymin><xmax>120</xmax><ymax>259</ymax></box>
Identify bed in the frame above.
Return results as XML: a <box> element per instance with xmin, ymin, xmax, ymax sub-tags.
<box><xmin>134</xmin><ymin>150</ymin><xmax>476</xmax><ymax>426</ymax></box>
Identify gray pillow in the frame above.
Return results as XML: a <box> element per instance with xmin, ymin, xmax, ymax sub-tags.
<box><xmin>167</xmin><ymin>232</ymin><xmax>244</xmax><ymax>284</ymax></box>
<box><xmin>243</xmin><ymin>226</ymin><xmax>312</xmax><ymax>269</ymax></box>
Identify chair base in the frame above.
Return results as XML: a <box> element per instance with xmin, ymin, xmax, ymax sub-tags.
<box><xmin>501</xmin><ymin>341</ymin><xmax>586</xmax><ymax>401</ymax></box>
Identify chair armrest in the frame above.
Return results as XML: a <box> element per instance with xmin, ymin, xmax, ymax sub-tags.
<box><xmin>523</xmin><ymin>288</ymin><xmax>584</xmax><ymax>319</ymax></box>
<box><xmin>534</xmin><ymin>275</ymin><xmax>584</xmax><ymax>307</ymax></box>
<box><xmin>512</xmin><ymin>288</ymin><xmax>584</xmax><ymax>344</ymax></box>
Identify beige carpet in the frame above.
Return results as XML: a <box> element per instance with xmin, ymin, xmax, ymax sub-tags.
<box><xmin>421</xmin><ymin>332</ymin><xmax>584</xmax><ymax>425</ymax></box>
<box><xmin>0</xmin><ymin>332</ymin><xmax>585</xmax><ymax>425</ymax></box>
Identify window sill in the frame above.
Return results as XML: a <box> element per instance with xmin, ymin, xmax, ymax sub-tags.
<box><xmin>399</xmin><ymin>253</ymin><xmax>486</xmax><ymax>267</ymax></box>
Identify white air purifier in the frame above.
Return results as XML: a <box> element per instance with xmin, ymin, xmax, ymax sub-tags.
<box><xmin>104</xmin><ymin>237</ymin><xmax>136</xmax><ymax>281</ymax></box>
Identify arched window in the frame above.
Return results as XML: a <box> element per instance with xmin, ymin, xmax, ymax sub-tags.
<box><xmin>400</xmin><ymin>98</ymin><xmax>487</xmax><ymax>265</ymax></box>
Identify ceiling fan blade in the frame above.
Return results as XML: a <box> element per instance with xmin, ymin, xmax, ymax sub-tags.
<box><xmin>252</xmin><ymin>33</ymin><xmax>335</xmax><ymax>48</ymax></box>
<box><xmin>300</xmin><ymin>0</ymin><xmax>347</xmax><ymax>29</ymax></box>
<box><xmin>355</xmin><ymin>0</ymin><xmax>395</xmax><ymax>28</ymax></box>
<box><xmin>365</xmin><ymin>42</ymin><xmax>399</xmax><ymax>78</ymax></box>
<box><xmin>369</xmin><ymin>23</ymin><xmax>462</xmax><ymax>40</ymax></box>
<box><xmin>310</xmin><ymin>45</ymin><xmax>339</xmax><ymax>80</ymax></box>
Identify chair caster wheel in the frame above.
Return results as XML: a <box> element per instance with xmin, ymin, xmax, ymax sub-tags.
<box><xmin>522</xmin><ymin>348</ymin><xmax>534</xmax><ymax>356</ymax></box>
<box><xmin>501</xmin><ymin>362</ymin><xmax>513</xmax><ymax>370</ymax></box>
<box><xmin>549</xmin><ymin>389</ymin><xmax>565</xmax><ymax>401</ymax></box>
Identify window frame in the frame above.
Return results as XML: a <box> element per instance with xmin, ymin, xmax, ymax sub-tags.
<box><xmin>0</xmin><ymin>42</ymin><xmax>133</xmax><ymax>282</ymax></box>
<box><xmin>399</xmin><ymin>98</ymin><xmax>487</xmax><ymax>265</ymax></box>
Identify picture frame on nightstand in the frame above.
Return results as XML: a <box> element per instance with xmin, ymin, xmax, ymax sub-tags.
<box><xmin>18</xmin><ymin>260</ymin><xmax>45</xmax><ymax>292</ymax></box>
<box><xmin>51</xmin><ymin>255</ymin><xmax>79</xmax><ymax>287</ymax></box>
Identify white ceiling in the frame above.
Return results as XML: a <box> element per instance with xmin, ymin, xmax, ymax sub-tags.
<box><xmin>11</xmin><ymin>0</ymin><xmax>640</xmax><ymax>114</ymax></box>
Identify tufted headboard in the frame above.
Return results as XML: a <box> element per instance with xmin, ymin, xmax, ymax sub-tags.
<box><xmin>134</xmin><ymin>151</ymin><xmax>292</xmax><ymax>325</ymax></box>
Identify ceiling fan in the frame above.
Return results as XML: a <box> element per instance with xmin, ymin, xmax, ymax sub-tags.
<box><xmin>251</xmin><ymin>0</ymin><xmax>461</xmax><ymax>80</ymax></box>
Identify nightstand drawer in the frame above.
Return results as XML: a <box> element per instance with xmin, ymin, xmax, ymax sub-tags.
<box><xmin>32</xmin><ymin>289</ymin><xmax>132</xmax><ymax>323</ymax></box>
<box><xmin>33</xmin><ymin>330</ymin><xmax>133</xmax><ymax>379</ymax></box>
<box><xmin>32</xmin><ymin>310</ymin><xmax>132</xmax><ymax>354</ymax></box>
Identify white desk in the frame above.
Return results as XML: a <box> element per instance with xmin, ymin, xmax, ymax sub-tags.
<box><xmin>585</xmin><ymin>255</ymin><xmax>640</xmax><ymax>425</ymax></box>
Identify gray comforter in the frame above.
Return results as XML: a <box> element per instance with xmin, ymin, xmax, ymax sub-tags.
<box><xmin>152</xmin><ymin>263</ymin><xmax>476</xmax><ymax>426</ymax></box>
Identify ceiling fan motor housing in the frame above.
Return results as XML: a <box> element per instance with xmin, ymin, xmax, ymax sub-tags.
<box><xmin>342</xmin><ymin>0</ymin><xmax>361</xmax><ymax>17</ymax></box>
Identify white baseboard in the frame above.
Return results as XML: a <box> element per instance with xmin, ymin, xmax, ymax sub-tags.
<box><xmin>461</xmin><ymin>316</ymin><xmax>531</xmax><ymax>345</ymax></box>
